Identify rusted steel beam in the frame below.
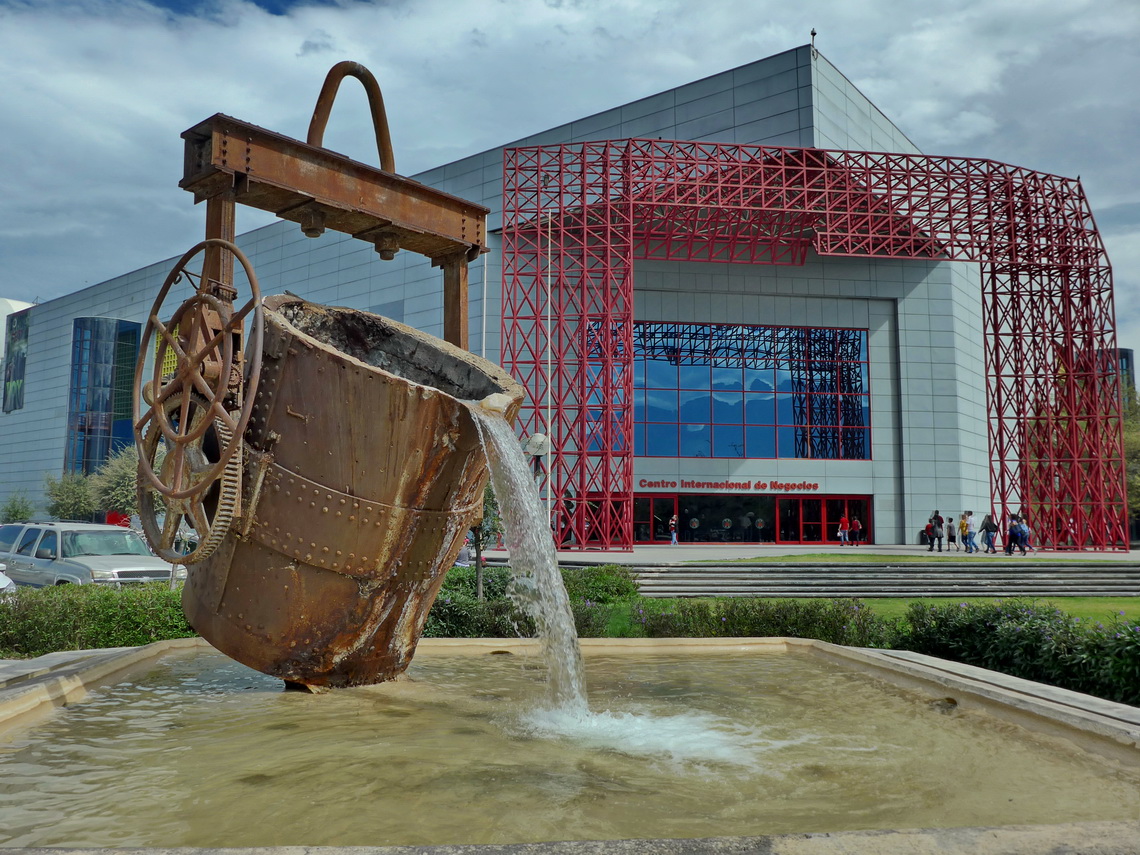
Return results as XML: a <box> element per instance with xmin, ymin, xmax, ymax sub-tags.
<box><xmin>437</xmin><ymin>252</ymin><xmax>470</xmax><ymax>349</ymax></box>
<box><xmin>180</xmin><ymin>114</ymin><xmax>489</xmax><ymax>263</ymax></box>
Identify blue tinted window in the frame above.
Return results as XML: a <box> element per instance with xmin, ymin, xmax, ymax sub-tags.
<box><xmin>776</xmin><ymin>394</ymin><xmax>797</xmax><ymax>425</ymax></box>
<box><xmin>645</xmin><ymin>389</ymin><xmax>677</xmax><ymax>422</ymax></box>
<box><xmin>632</xmin><ymin>322</ymin><xmax>869</xmax><ymax>460</ymax></box>
<box><xmin>713</xmin><ymin>424</ymin><xmax>744</xmax><ymax>458</ymax></box>
<box><xmin>646</xmin><ymin>422</ymin><xmax>678</xmax><ymax>456</ymax></box>
<box><xmin>679</xmin><ymin>423</ymin><xmax>711</xmax><ymax>457</ymax></box>
<box><xmin>711</xmin><ymin>366</ymin><xmax>742</xmax><ymax>391</ymax></box>
<box><xmin>678</xmin><ymin>364</ymin><xmax>711</xmax><ymax>389</ymax></box>
<box><xmin>645</xmin><ymin>358</ymin><xmax>678</xmax><ymax>389</ymax></box>
<box><xmin>776</xmin><ymin>425</ymin><xmax>797</xmax><ymax>457</ymax></box>
<box><xmin>678</xmin><ymin>389</ymin><xmax>710</xmax><ymax>422</ymax></box>
<box><xmin>744</xmin><ymin>366</ymin><xmax>773</xmax><ymax>391</ymax></box>
<box><xmin>746</xmin><ymin>425</ymin><xmax>775</xmax><ymax>457</ymax></box>
<box><xmin>711</xmin><ymin>390</ymin><xmax>743</xmax><ymax>423</ymax></box>
<box><xmin>744</xmin><ymin>393</ymin><xmax>775</xmax><ymax>424</ymax></box>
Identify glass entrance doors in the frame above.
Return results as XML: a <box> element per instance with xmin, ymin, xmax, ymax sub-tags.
<box><xmin>633</xmin><ymin>496</ymin><xmax>679</xmax><ymax>542</ymax></box>
<box><xmin>776</xmin><ymin>496</ymin><xmax>870</xmax><ymax>544</ymax></box>
<box><xmin>635</xmin><ymin>494</ymin><xmax>870</xmax><ymax>544</ymax></box>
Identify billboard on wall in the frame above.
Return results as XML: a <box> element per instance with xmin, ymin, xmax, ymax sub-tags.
<box><xmin>3</xmin><ymin>310</ymin><xmax>29</xmax><ymax>412</ymax></box>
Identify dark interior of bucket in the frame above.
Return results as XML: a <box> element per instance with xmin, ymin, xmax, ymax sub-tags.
<box><xmin>276</xmin><ymin>301</ymin><xmax>505</xmax><ymax>401</ymax></box>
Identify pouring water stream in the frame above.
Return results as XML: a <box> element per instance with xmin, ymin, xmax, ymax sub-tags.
<box><xmin>467</xmin><ymin>396</ymin><xmax>763</xmax><ymax>767</ymax></box>
<box><xmin>470</xmin><ymin>396</ymin><xmax>587</xmax><ymax>712</ymax></box>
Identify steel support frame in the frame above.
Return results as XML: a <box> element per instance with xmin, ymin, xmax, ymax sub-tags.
<box><xmin>502</xmin><ymin>139</ymin><xmax>1127</xmax><ymax>551</ymax></box>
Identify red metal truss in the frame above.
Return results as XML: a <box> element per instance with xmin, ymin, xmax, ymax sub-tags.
<box><xmin>502</xmin><ymin>139</ymin><xmax>1127</xmax><ymax>551</ymax></box>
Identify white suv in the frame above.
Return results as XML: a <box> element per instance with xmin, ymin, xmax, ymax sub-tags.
<box><xmin>0</xmin><ymin>522</ymin><xmax>184</xmax><ymax>587</ymax></box>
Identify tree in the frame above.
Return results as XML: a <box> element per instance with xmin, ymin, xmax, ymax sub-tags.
<box><xmin>1123</xmin><ymin>384</ymin><xmax>1140</xmax><ymax>532</ymax></box>
<box><xmin>0</xmin><ymin>490</ymin><xmax>35</xmax><ymax>523</ymax></box>
<box><xmin>469</xmin><ymin>484</ymin><xmax>504</xmax><ymax>600</ymax></box>
<box><xmin>43</xmin><ymin>471</ymin><xmax>95</xmax><ymax>522</ymax></box>
<box><xmin>91</xmin><ymin>446</ymin><xmax>145</xmax><ymax>516</ymax></box>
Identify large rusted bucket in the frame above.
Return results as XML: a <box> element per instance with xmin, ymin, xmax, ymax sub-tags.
<box><xmin>182</xmin><ymin>295</ymin><xmax>523</xmax><ymax>688</ymax></box>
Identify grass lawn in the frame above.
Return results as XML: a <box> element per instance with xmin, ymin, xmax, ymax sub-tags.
<box><xmin>774</xmin><ymin>596</ymin><xmax>1140</xmax><ymax>623</ymax></box>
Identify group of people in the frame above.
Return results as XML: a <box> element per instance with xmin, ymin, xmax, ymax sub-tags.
<box><xmin>924</xmin><ymin>510</ymin><xmax>1033</xmax><ymax>555</ymax></box>
<box><xmin>836</xmin><ymin>514</ymin><xmax>863</xmax><ymax>545</ymax></box>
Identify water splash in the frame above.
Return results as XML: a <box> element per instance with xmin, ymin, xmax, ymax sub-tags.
<box><xmin>469</xmin><ymin>407</ymin><xmax>587</xmax><ymax>712</ymax></box>
<box><xmin>510</xmin><ymin>705</ymin><xmax>811</xmax><ymax>773</ymax></box>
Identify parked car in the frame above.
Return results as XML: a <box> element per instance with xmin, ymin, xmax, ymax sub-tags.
<box><xmin>0</xmin><ymin>522</ymin><xmax>185</xmax><ymax>587</ymax></box>
<box><xmin>0</xmin><ymin>565</ymin><xmax>15</xmax><ymax>598</ymax></box>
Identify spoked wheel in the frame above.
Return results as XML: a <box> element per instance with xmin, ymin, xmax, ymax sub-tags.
<box><xmin>138</xmin><ymin>393</ymin><xmax>242</xmax><ymax>564</ymax></box>
<box><xmin>132</xmin><ymin>239</ymin><xmax>264</xmax><ymax>564</ymax></box>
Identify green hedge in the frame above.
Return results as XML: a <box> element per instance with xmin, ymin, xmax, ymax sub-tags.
<box><xmin>3</xmin><ymin>573</ymin><xmax>1139</xmax><ymax>709</ymax></box>
<box><xmin>902</xmin><ymin>600</ymin><xmax>1140</xmax><ymax>705</ymax></box>
<box><xmin>633</xmin><ymin>597</ymin><xmax>901</xmax><ymax>648</ymax></box>
<box><xmin>0</xmin><ymin>583</ymin><xmax>194</xmax><ymax>657</ymax></box>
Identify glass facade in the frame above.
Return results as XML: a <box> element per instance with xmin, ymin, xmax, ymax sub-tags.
<box><xmin>64</xmin><ymin>318</ymin><xmax>141</xmax><ymax>475</ymax></box>
<box><xmin>634</xmin><ymin>493</ymin><xmax>872</xmax><ymax>544</ymax></box>
<box><xmin>632</xmin><ymin>322</ymin><xmax>870</xmax><ymax>459</ymax></box>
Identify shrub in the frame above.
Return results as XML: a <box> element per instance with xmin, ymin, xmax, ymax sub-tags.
<box><xmin>633</xmin><ymin>597</ymin><xmax>901</xmax><ymax>648</ymax></box>
<box><xmin>43</xmin><ymin>471</ymin><xmax>95</xmax><ymax>521</ymax></box>
<box><xmin>422</xmin><ymin>592</ymin><xmax>533</xmax><ymax>638</ymax></box>
<box><xmin>1084</xmin><ymin>615</ymin><xmax>1140</xmax><ymax>705</ymax></box>
<box><xmin>900</xmin><ymin>599</ymin><xmax>1140</xmax><ymax>705</ymax></box>
<box><xmin>0</xmin><ymin>583</ymin><xmax>194</xmax><ymax>658</ymax></box>
<box><xmin>560</xmin><ymin>564</ymin><xmax>640</xmax><ymax>604</ymax></box>
<box><xmin>570</xmin><ymin>599</ymin><xmax>615</xmax><ymax>638</ymax></box>
<box><xmin>438</xmin><ymin>565</ymin><xmax>514</xmax><ymax>600</ymax></box>
<box><xmin>0</xmin><ymin>490</ymin><xmax>36</xmax><ymax>523</ymax></box>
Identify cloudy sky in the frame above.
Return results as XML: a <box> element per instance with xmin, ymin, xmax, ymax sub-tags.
<box><xmin>2</xmin><ymin>0</ymin><xmax>1138</xmax><ymax>356</ymax></box>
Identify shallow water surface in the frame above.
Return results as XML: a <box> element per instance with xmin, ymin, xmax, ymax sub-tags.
<box><xmin>0</xmin><ymin>650</ymin><xmax>1137</xmax><ymax>847</ymax></box>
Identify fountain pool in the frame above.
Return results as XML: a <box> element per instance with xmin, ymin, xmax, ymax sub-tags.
<box><xmin>1</xmin><ymin>638</ymin><xmax>1138</xmax><ymax>849</ymax></box>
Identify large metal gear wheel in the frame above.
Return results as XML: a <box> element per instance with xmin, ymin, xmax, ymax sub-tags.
<box><xmin>137</xmin><ymin>393</ymin><xmax>242</xmax><ymax>565</ymax></box>
<box><xmin>132</xmin><ymin>238</ymin><xmax>263</xmax><ymax>501</ymax></box>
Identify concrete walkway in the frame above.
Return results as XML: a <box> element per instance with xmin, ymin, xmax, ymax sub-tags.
<box><xmin>521</xmin><ymin>542</ymin><xmax>1140</xmax><ymax>566</ymax></box>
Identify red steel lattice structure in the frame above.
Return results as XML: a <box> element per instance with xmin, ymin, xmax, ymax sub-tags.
<box><xmin>501</xmin><ymin>139</ymin><xmax>1127</xmax><ymax>551</ymax></box>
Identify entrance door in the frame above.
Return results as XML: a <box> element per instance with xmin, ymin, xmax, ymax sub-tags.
<box><xmin>776</xmin><ymin>496</ymin><xmax>871</xmax><ymax>543</ymax></box>
<box><xmin>777</xmin><ymin>500</ymin><xmax>800</xmax><ymax>542</ymax></box>
<box><xmin>651</xmin><ymin>497</ymin><xmax>676</xmax><ymax>541</ymax></box>
<box><xmin>633</xmin><ymin>496</ymin><xmax>678</xmax><ymax>543</ymax></box>
<box><xmin>801</xmin><ymin>498</ymin><xmax>823</xmax><ymax>543</ymax></box>
<box><xmin>846</xmin><ymin>497</ymin><xmax>870</xmax><ymax>544</ymax></box>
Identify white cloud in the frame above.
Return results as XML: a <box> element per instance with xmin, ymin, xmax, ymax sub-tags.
<box><xmin>0</xmin><ymin>0</ymin><xmax>1138</xmax><ymax>363</ymax></box>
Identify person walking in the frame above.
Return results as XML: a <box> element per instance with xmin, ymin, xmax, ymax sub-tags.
<box><xmin>1004</xmin><ymin>513</ymin><xmax>1027</xmax><ymax>556</ymax></box>
<box><xmin>964</xmin><ymin>511</ymin><xmax>978</xmax><ymax>553</ymax></box>
<box><xmin>947</xmin><ymin>514</ymin><xmax>960</xmax><ymax>552</ymax></box>
<box><xmin>957</xmin><ymin>513</ymin><xmax>969</xmax><ymax>553</ymax></box>
<box><xmin>669</xmin><ymin>515</ymin><xmax>679</xmax><ymax>546</ymax></box>
<box><xmin>838</xmin><ymin>513</ymin><xmax>850</xmax><ymax>546</ymax></box>
<box><xmin>850</xmin><ymin>517</ymin><xmax>862</xmax><ymax>545</ymax></box>
<box><xmin>927</xmin><ymin>510</ymin><xmax>944</xmax><ymax>552</ymax></box>
<box><xmin>1021</xmin><ymin>515</ymin><xmax>1036</xmax><ymax>553</ymax></box>
<box><xmin>979</xmin><ymin>513</ymin><xmax>999</xmax><ymax>553</ymax></box>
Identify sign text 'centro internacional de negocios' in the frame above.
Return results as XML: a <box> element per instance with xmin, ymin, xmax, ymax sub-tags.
<box><xmin>637</xmin><ymin>478</ymin><xmax>820</xmax><ymax>492</ymax></box>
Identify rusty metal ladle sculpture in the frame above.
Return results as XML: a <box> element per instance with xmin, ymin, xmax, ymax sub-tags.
<box><xmin>133</xmin><ymin>62</ymin><xmax>521</xmax><ymax>689</ymax></box>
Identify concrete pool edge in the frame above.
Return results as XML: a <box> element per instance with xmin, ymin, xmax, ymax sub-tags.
<box><xmin>9</xmin><ymin>821</ymin><xmax>1140</xmax><ymax>854</ymax></box>
<box><xmin>2</xmin><ymin>637</ymin><xmax>1140</xmax><ymax>855</ymax></box>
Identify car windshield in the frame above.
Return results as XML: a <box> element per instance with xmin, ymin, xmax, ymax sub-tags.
<box><xmin>61</xmin><ymin>530</ymin><xmax>154</xmax><ymax>558</ymax></box>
